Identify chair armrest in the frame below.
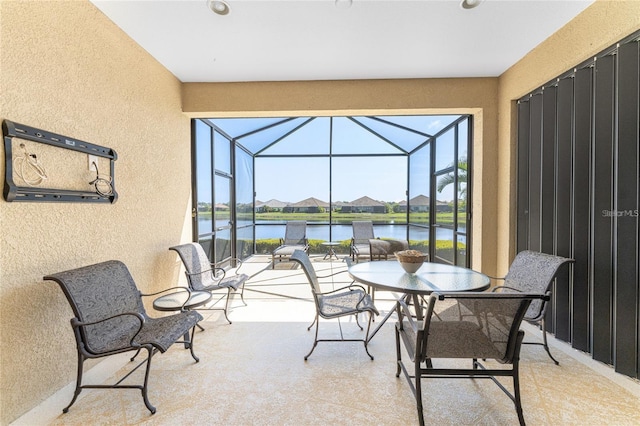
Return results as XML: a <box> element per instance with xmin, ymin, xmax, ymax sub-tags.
<box><xmin>487</xmin><ymin>275</ymin><xmax>505</xmax><ymax>281</ymax></box>
<box><xmin>436</xmin><ymin>291</ymin><xmax>549</xmax><ymax>301</ymax></box>
<box><xmin>490</xmin><ymin>285</ymin><xmax>521</xmax><ymax>293</ymax></box>
<box><xmin>318</xmin><ymin>284</ymin><xmax>371</xmax><ymax>310</ymax></box>
<box><xmin>318</xmin><ymin>283</ymin><xmax>367</xmax><ymax>296</ymax></box>
<box><xmin>186</xmin><ymin>267</ymin><xmax>226</xmax><ymax>282</ymax></box>
<box><xmin>70</xmin><ymin>312</ymin><xmax>146</xmax><ymax>350</ymax></box>
<box><xmin>316</xmin><ymin>269</ymin><xmax>350</xmax><ymax>279</ymax></box>
<box><xmin>214</xmin><ymin>257</ymin><xmax>245</xmax><ymax>274</ymax></box>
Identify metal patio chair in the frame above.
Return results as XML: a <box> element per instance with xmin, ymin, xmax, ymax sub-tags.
<box><xmin>395</xmin><ymin>291</ymin><xmax>549</xmax><ymax>426</ymax></box>
<box><xmin>290</xmin><ymin>250</ymin><xmax>379</xmax><ymax>360</ymax></box>
<box><xmin>170</xmin><ymin>242</ymin><xmax>248</xmax><ymax>324</ymax></box>
<box><xmin>490</xmin><ymin>250</ymin><xmax>574</xmax><ymax>364</ymax></box>
<box><xmin>272</xmin><ymin>220</ymin><xmax>309</xmax><ymax>268</ymax></box>
<box><xmin>44</xmin><ymin>260</ymin><xmax>202</xmax><ymax>414</ymax></box>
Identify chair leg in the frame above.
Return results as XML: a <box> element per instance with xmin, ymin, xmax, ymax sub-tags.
<box><xmin>354</xmin><ymin>313</ymin><xmax>364</xmax><ymax>331</ymax></box>
<box><xmin>513</xmin><ymin>358</ymin><xmax>525</xmax><ymax>426</ymax></box>
<box><xmin>188</xmin><ymin>325</ymin><xmax>200</xmax><ymax>363</ymax></box>
<box><xmin>304</xmin><ymin>314</ymin><xmax>320</xmax><ymax>360</ymax></box>
<box><xmin>239</xmin><ymin>282</ymin><xmax>248</xmax><ymax>306</ymax></box>
<box><xmin>307</xmin><ymin>315</ymin><xmax>317</xmax><ymax>331</ymax></box>
<box><xmin>363</xmin><ymin>312</ymin><xmax>374</xmax><ymax>360</ymax></box>
<box><xmin>141</xmin><ymin>347</ymin><xmax>157</xmax><ymax>414</ymax></box>
<box><xmin>415</xmin><ymin>360</ymin><xmax>425</xmax><ymax>426</ymax></box>
<box><xmin>394</xmin><ymin>326</ymin><xmax>402</xmax><ymax>377</ymax></box>
<box><xmin>512</xmin><ymin>331</ymin><xmax>526</xmax><ymax>426</ymax></box>
<box><xmin>64</xmin><ymin>346</ymin><xmax>160</xmax><ymax>415</ymax></box>
<box><xmin>63</xmin><ymin>351</ymin><xmax>85</xmax><ymax>413</ymax></box>
<box><xmin>222</xmin><ymin>288</ymin><xmax>233</xmax><ymax>324</ymax></box>
<box><xmin>541</xmin><ymin>318</ymin><xmax>560</xmax><ymax>365</ymax></box>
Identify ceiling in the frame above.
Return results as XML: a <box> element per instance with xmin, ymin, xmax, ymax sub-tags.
<box><xmin>91</xmin><ymin>0</ymin><xmax>594</xmax><ymax>83</ymax></box>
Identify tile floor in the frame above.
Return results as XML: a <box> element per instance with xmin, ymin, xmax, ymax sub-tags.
<box><xmin>13</xmin><ymin>255</ymin><xmax>640</xmax><ymax>425</ymax></box>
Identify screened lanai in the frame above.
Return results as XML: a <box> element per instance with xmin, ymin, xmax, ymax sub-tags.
<box><xmin>192</xmin><ymin>115</ymin><xmax>471</xmax><ymax>267</ymax></box>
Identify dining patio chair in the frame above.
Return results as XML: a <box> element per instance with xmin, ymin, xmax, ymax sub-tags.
<box><xmin>490</xmin><ymin>250</ymin><xmax>574</xmax><ymax>364</ymax></box>
<box><xmin>170</xmin><ymin>242</ymin><xmax>248</xmax><ymax>324</ymax></box>
<box><xmin>290</xmin><ymin>250</ymin><xmax>379</xmax><ymax>360</ymax></box>
<box><xmin>395</xmin><ymin>291</ymin><xmax>549</xmax><ymax>426</ymax></box>
<box><xmin>272</xmin><ymin>220</ymin><xmax>309</xmax><ymax>268</ymax></box>
<box><xmin>44</xmin><ymin>260</ymin><xmax>203</xmax><ymax>414</ymax></box>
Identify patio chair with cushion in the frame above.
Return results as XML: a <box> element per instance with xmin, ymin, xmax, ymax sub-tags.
<box><xmin>490</xmin><ymin>250</ymin><xmax>574</xmax><ymax>364</ymax></box>
<box><xmin>395</xmin><ymin>291</ymin><xmax>549</xmax><ymax>426</ymax></box>
<box><xmin>350</xmin><ymin>220</ymin><xmax>409</xmax><ymax>262</ymax></box>
<box><xmin>170</xmin><ymin>242</ymin><xmax>248</xmax><ymax>324</ymax></box>
<box><xmin>272</xmin><ymin>220</ymin><xmax>309</xmax><ymax>268</ymax></box>
<box><xmin>290</xmin><ymin>249</ymin><xmax>379</xmax><ymax>360</ymax></box>
<box><xmin>44</xmin><ymin>260</ymin><xmax>203</xmax><ymax>414</ymax></box>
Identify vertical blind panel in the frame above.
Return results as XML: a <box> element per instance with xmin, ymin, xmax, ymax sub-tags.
<box><xmin>555</xmin><ymin>77</ymin><xmax>575</xmax><ymax>342</ymax></box>
<box><xmin>517</xmin><ymin>31</ymin><xmax>640</xmax><ymax>378</ymax></box>
<box><xmin>529</xmin><ymin>94</ymin><xmax>544</xmax><ymax>252</ymax></box>
<box><xmin>615</xmin><ymin>40</ymin><xmax>640</xmax><ymax>377</ymax></box>
<box><xmin>542</xmin><ymin>87</ymin><xmax>557</xmax><ymax>255</ymax></box>
<box><xmin>572</xmin><ymin>67</ymin><xmax>593</xmax><ymax>352</ymax></box>
<box><xmin>592</xmin><ymin>54</ymin><xmax>615</xmax><ymax>364</ymax></box>
<box><xmin>542</xmin><ymin>87</ymin><xmax>558</xmax><ymax>332</ymax></box>
<box><xmin>517</xmin><ymin>100</ymin><xmax>531</xmax><ymax>252</ymax></box>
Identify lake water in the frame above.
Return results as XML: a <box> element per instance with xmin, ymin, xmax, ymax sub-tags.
<box><xmin>199</xmin><ymin>219</ymin><xmax>465</xmax><ymax>243</ymax></box>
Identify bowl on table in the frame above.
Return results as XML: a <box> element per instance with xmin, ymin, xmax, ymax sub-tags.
<box><xmin>395</xmin><ymin>250</ymin><xmax>428</xmax><ymax>274</ymax></box>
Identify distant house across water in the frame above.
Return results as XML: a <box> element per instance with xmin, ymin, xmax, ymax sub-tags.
<box><xmin>340</xmin><ymin>196</ymin><xmax>386</xmax><ymax>213</ymax></box>
<box><xmin>284</xmin><ymin>197</ymin><xmax>329</xmax><ymax>213</ymax></box>
<box><xmin>255</xmin><ymin>199</ymin><xmax>289</xmax><ymax>212</ymax></box>
<box><xmin>397</xmin><ymin>194</ymin><xmax>430</xmax><ymax>213</ymax></box>
<box><xmin>397</xmin><ymin>194</ymin><xmax>452</xmax><ymax>213</ymax></box>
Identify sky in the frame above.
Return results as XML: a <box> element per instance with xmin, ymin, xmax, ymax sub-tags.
<box><xmin>198</xmin><ymin>115</ymin><xmax>466</xmax><ymax>204</ymax></box>
<box><xmin>255</xmin><ymin>156</ymin><xmax>408</xmax><ymax>203</ymax></box>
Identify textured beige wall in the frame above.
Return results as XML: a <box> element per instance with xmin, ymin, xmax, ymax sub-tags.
<box><xmin>0</xmin><ymin>1</ymin><xmax>192</xmax><ymax>423</ymax></box>
<box><xmin>496</xmin><ymin>0</ymin><xmax>640</xmax><ymax>274</ymax></box>
<box><xmin>183</xmin><ymin>78</ymin><xmax>500</xmax><ymax>275</ymax></box>
<box><xmin>3</xmin><ymin>0</ymin><xmax>638</xmax><ymax>423</ymax></box>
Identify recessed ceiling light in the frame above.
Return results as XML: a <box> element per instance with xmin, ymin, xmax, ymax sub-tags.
<box><xmin>208</xmin><ymin>0</ymin><xmax>230</xmax><ymax>16</ymax></box>
<box><xmin>460</xmin><ymin>0</ymin><xmax>484</xmax><ymax>10</ymax></box>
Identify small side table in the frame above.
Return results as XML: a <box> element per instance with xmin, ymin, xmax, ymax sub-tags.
<box><xmin>321</xmin><ymin>241</ymin><xmax>341</xmax><ymax>260</ymax></box>
<box><xmin>153</xmin><ymin>289</ymin><xmax>212</xmax><ymax>351</ymax></box>
<box><xmin>153</xmin><ymin>289</ymin><xmax>212</xmax><ymax>312</ymax></box>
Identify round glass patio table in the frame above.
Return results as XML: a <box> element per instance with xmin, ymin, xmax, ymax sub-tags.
<box><xmin>153</xmin><ymin>290</ymin><xmax>212</xmax><ymax>312</ymax></box>
<box><xmin>348</xmin><ymin>261</ymin><xmax>490</xmax><ymax>295</ymax></box>
<box><xmin>348</xmin><ymin>261</ymin><xmax>490</xmax><ymax>341</ymax></box>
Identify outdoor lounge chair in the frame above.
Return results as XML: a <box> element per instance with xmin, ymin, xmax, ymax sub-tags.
<box><xmin>490</xmin><ymin>250</ymin><xmax>574</xmax><ymax>364</ymax></box>
<box><xmin>272</xmin><ymin>220</ymin><xmax>309</xmax><ymax>268</ymax></box>
<box><xmin>350</xmin><ymin>220</ymin><xmax>409</xmax><ymax>262</ymax></box>
<box><xmin>290</xmin><ymin>250</ymin><xmax>379</xmax><ymax>360</ymax></box>
<box><xmin>395</xmin><ymin>292</ymin><xmax>549</xmax><ymax>426</ymax></box>
<box><xmin>44</xmin><ymin>260</ymin><xmax>202</xmax><ymax>414</ymax></box>
<box><xmin>170</xmin><ymin>242</ymin><xmax>248</xmax><ymax>324</ymax></box>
